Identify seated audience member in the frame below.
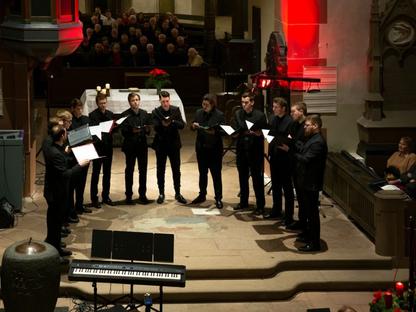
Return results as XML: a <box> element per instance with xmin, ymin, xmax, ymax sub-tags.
<box><xmin>143</xmin><ymin>43</ymin><xmax>158</xmax><ymax>66</ymax></box>
<box><xmin>128</xmin><ymin>14</ymin><xmax>138</xmax><ymax>28</ymax></box>
<box><xmin>91</xmin><ymin>23</ymin><xmax>103</xmax><ymax>44</ymax></box>
<box><xmin>138</xmin><ymin>35</ymin><xmax>148</xmax><ymax>53</ymax></box>
<box><xmin>385</xmin><ymin>136</ymin><xmax>416</xmax><ymax>181</ymax></box>
<box><xmin>108</xmin><ymin>43</ymin><xmax>123</xmax><ymax>66</ymax></box>
<box><xmin>119</xmin><ymin>33</ymin><xmax>131</xmax><ymax>52</ymax></box>
<box><xmin>160</xmin><ymin>19</ymin><xmax>171</xmax><ymax>36</ymax></box>
<box><xmin>109</xmin><ymin>27</ymin><xmax>119</xmax><ymax>44</ymax></box>
<box><xmin>142</xmin><ymin>21</ymin><xmax>156</xmax><ymax>44</ymax></box>
<box><xmin>155</xmin><ymin>33</ymin><xmax>168</xmax><ymax>55</ymax></box>
<box><xmin>176</xmin><ymin>36</ymin><xmax>188</xmax><ymax>65</ymax></box>
<box><xmin>102</xmin><ymin>10</ymin><xmax>115</xmax><ymax>27</ymax></box>
<box><xmin>88</xmin><ymin>43</ymin><xmax>108</xmax><ymax>66</ymax></box>
<box><xmin>162</xmin><ymin>43</ymin><xmax>179</xmax><ymax>66</ymax></box>
<box><xmin>187</xmin><ymin>48</ymin><xmax>204</xmax><ymax>67</ymax></box>
<box><xmin>124</xmin><ymin>44</ymin><xmax>140</xmax><ymax>67</ymax></box>
<box><xmin>128</xmin><ymin>26</ymin><xmax>138</xmax><ymax>44</ymax></box>
<box><xmin>101</xmin><ymin>36</ymin><xmax>111</xmax><ymax>55</ymax></box>
<box><xmin>169</xmin><ymin>28</ymin><xmax>179</xmax><ymax>44</ymax></box>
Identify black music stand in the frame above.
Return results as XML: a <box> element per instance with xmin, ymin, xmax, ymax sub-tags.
<box><xmin>90</xmin><ymin>229</ymin><xmax>174</xmax><ymax>312</ymax></box>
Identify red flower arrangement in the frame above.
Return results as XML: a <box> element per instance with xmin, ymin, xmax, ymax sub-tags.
<box><xmin>145</xmin><ymin>68</ymin><xmax>171</xmax><ymax>94</ymax></box>
<box><xmin>369</xmin><ymin>282</ymin><xmax>410</xmax><ymax>312</ymax></box>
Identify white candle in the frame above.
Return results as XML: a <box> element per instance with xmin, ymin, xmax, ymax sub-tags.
<box><xmin>100</xmin><ymin>89</ymin><xmax>106</xmax><ymax>94</ymax></box>
<box><xmin>96</xmin><ymin>86</ymin><xmax>101</xmax><ymax>91</ymax></box>
<box><xmin>105</xmin><ymin>83</ymin><xmax>110</xmax><ymax>89</ymax></box>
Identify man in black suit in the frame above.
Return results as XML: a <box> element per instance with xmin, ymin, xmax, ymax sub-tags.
<box><xmin>265</xmin><ymin>97</ymin><xmax>295</xmax><ymax>225</ymax></box>
<box><xmin>282</xmin><ymin>114</ymin><xmax>327</xmax><ymax>251</ymax></box>
<box><xmin>89</xmin><ymin>93</ymin><xmax>115</xmax><ymax>208</ymax></box>
<box><xmin>232</xmin><ymin>92</ymin><xmax>268</xmax><ymax>215</ymax></box>
<box><xmin>69</xmin><ymin>98</ymin><xmax>92</xmax><ymax>214</ymax></box>
<box><xmin>152</xmin><ymin>90</ymin><xmax>187</xmax><ymax>204</ymax></box>
<box><xmin>286</xmin><ymin>102</ymin><xmax>307</xmax><ymax>231</ymax></box>
<box><xmin>43</xmin><ymin>125</ymin><xmax>89</xmax><ymax>263</ymax></box>
<box><xmin>121</xmin><ymin>93</ymin><xmax>152</xmax><ymax>204</ymax></box>
<box><xmin>190</xmin><ymin>94</ymin><xmax>225</xmax><ymax>209</ymax></box>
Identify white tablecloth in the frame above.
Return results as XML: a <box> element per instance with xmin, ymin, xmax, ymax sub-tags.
<box><xmin>80</xmin><ymin>89</ymin><xmax>186</xmax><ymax>122</ymax></box>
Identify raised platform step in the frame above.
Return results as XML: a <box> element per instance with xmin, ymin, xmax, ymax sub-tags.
<box><xmin>61</xmin><ymin>268</ymin><xmax>407</xmax><ymax>303</ymax></box>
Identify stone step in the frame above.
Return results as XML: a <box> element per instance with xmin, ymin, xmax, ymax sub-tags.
<box><xmin>61</xmin><ymin>268</ymin><xmax>407</xmax><ymax>303</ymax></box>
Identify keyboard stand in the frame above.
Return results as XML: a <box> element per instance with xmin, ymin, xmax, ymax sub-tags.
<box><xmin>90</xmin><ymin>281</ymin><xmax>165</xmax><ymax>312</ymax></box>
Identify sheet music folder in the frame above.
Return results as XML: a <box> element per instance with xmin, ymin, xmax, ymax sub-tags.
<box><xmin>91</xmin><ymin>229</ymin><xmax>174</xmax><ymax>263</ymax></box>
<box><xmin>68</xmin><ymin>124</ymin><xmax>92</xmax><ymax>147</ymax></box>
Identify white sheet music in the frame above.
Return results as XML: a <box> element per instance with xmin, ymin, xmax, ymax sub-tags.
<box><xmin>116</xmin><ymin>116</ymin><xmax>127</xmax><ymax>125</ymax></box>
<box><xmin>100</xmin><ymin>120</ymin><xmax>114</xmax><ymax>133</ymax></box>
<box><xmin>72</xmin><ymin>143</ymin><xmax>101</xmax><ymax>164</ymax></box>
<box><xmin>381</xmin><ymin>184</ymin><xmax>401</xmax><ymax>191</ymax></box>
<box><xmin>220</xmin><ymin>125</ymin><xmax>236</xmax><ymax>135</ymax></box>
<box><xmin>265</xmin><ymin>134</ymin><xmax>274</xmax><ymax>143</ymax></box>
<box><xmin>262</xmin><ymin>129</ymin><xmax>270</xmax><ymax>137</ymax></box>
<box><xmin>89</xmin><ymin>125</ymin><xmax>102</xmax><ymax>140</ymax></box>
<box><xmin>245</xmin><ymin>120</ymin><xmax>254</xmax><ymax>130</ymax></box>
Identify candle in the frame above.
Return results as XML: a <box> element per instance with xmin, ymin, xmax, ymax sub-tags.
<box><xmin>395</xmin><ymin>281</ymin><xmax>405</xmax><ymax>297</ymax></box>
<box><xmin>100</xmin><ymin>89</ymin><xmax>106</xmax><ymax>94</ymax></box>
<box><xmin>105</xmin><ymin>83</ymin><xmax>110</xmax><ymax>89</ymax></box>
<box><xmin>96</xmin><ymin>86</ymin><xmax>101</xmax><ymax>91</ymax></box>
<box><xmin>384</xmin><ymin>291</ymin><xmax>393</xmax><ymax>309</ymax></box>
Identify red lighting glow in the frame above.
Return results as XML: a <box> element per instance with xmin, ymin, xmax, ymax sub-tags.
<box><xmin>279</xmin><ymin>0</ymin><xmax>326</xmax><ymax>76</ymax></box>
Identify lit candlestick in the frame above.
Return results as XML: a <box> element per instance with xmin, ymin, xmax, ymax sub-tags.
<box><xmin>100</xmin><ymin>89</ymin><xmax>106</xmax><ymax>94</ymax></box>
<box><xmin>396</xmin><ymin>281</ymin><xmax>405</xmax><ymax>297</ymax></box>
<box><xmin>105</xmin><ymin>83</ymin><xmax>110</xmax><ymax>89</ymax></box>
<box><xmin>96</xmin><ymin>86</ymin><xmax>101</xmax><ymax>91</ymax></box>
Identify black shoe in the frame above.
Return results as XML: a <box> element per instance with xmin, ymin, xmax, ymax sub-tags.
<box><xmin>61</xmin><ymin>231</ymin><xmax>69</xmax><ymax>238</ymax></box>
<box><xmin>191</xmin><ymin>195</ymin><xmax>206</xmax><ymax>204</ymax></box>
<box><xmin>77</xmin><ymin>206</ymin><xmax>93</xmax><ymax>214</ymax></box>
<box><xmin>286</xmin><ymin>221</ymin><xmax>304</xmax><ymax>230</ymax></box>
<box><xmin>125</xmin><ymin>197</ymin><xmax>135</xmax><ymax>205</ymax></box>
<box><xmin>297</xmin><ymin>243</ymin><xmax>320</xmax><ymax>252</ymax></box>
<box><xmin>295</xmin><ymin>236</ymin><xmax>310</xmax><ymax>243</ymax></box>
<box><xmin>59</xmin><ymin>257</ymin><xmax>70</xmax><ymax>265</ymax></box>
<box><xmin>233</xmin><ymin>203</ymin><xmax>248</xmax><ymax>211</ymax></box>
<box><xmin>157</xmin><ymin>194</ymin><xmax>165</xmax><ymax>204</ymax></box>
<box><xmin>67</xmin><ymin>216</ymin><xmax>79</xmax><ymax>224</ymax></box>
<box><xmin>59</xmin><ymin>248</ymin><xmax>73</xmax><ymax>257</ymax></box>
<box><xmin>102</xmin><ymin>198</ymin><xmax>116</xmax><ymax>206</ymax></box>
<box><xmin>138</xmin><ymin>196</ymin><xmax>150</xmax><ymax>205</ymax></box>
<box><xmin>175</xmin><ymin>194</ymin><xmax>187</xmax><ymax>204</ymax></box>
<box><xmin>253</xmin><ymin>208</ymin><xmax>264</xmax><ymax>216</ymax></box>
<box><xmin>61</xmin><ymin>226</ymin><xmax>71</xmax><ymax>235</ymax></box>
<box><xmin>284</xmin><ymin>218</ymin><xmax>295</xmax><ymax>226</ymax></box>
<box><xmin>91</xmin><ymin>200</ymin><xmax>102</xmax><ymax>209</ymax></box>
<box><xmin>60</xmin><ymin>241</ymin><xmax>67</xmax><ymax>248</ymax></box>
<box><xmin>264</xmin><ymin>211</ymin><xmax>283</xmax><ymax>219</ymax></box>
<box><xmin>215</xmin><ymin>200</ymin><xmax>223</xmax><ymax>209</ymax></box>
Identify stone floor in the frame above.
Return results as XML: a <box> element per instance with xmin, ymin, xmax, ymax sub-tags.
<box><xmin>0</xmin><ymin>107</ymin><xmax>406</xmax><ymax>312</ymax></box>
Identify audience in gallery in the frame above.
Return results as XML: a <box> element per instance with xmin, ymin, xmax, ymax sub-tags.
<box><xmin>68</xmin><ymin>7</ymin><xmax>204</xmax><ymax>68</ymax></box>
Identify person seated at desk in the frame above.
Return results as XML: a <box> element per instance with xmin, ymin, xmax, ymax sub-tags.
<box><xmin>385</xmin><ymin>136</ymin><xmax>416</xmax><ymax>181</ymax></box>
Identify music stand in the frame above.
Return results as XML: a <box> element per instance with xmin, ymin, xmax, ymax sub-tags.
<box><xmin>90</xmin><ymin>229</ymin><xmax>174</xmax><ymax>312</ymax></box>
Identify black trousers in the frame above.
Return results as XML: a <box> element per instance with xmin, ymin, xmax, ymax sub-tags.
<box><xmin>124</xmin><ymin>147</ymin><xmax>148</xmax><ymax>198</ymax></box>
<box><xmin>69</xmin><ymin>164</ymin><xmax>89</xmax><ymax>214</ymax></box>
<box><xmin>236</xmin><ymin>149</ymin><xmax>265</xmax><ymax>209</ymax></box>
<box><xmin>91</xmin><ymin>147</ymin><xmax>113</xmax><ymax>201</ymax></box>
<box><xmin>156</xmin><ymin>147</ymin><xmax>181</xmax><ymax>195</ymax></box>
<box><xmin>300</xmin><ymin>188</ymin><xmax>320</xmax><ymax>247</ymax></box>
<box><xmin>196</xmin><ymin>148</ymin><xmax>223</xmax><ymax>200</ymax></box>
<box><xmin>293</xmin><ymin>175</ymin><xmax>307</xmax><ymax>228</ymax></box>
<box><xmin>270</xmin><ymin>156</ymin><xmax>294</xmax><ymax>221</ymax></box>
<box><xmin>45</xmin><ymin>199</ymin><xmax>63</xmax><ymax>253</ymax></box>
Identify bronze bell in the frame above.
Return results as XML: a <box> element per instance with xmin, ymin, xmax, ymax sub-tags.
<box><xmin>15</xmin><ymin>237</ymin><xmax>46</xmax><ymax>255</ymax></box>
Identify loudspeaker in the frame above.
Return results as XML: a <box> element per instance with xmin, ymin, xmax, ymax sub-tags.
<box><xmin>218</xmin><ymin>39</ymin><xmax>255</xmax><ymax>75</ymax></box>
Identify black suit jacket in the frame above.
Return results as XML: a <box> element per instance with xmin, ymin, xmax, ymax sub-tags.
<box><xmin>88</xmin><ymin>108</ymin><xmax>114</xmax><ymax>154</ymax></box>
<box><xmin>151</xmin><ymin>105</ymin><xmax>185</xmax><ymax>151</ymax></box>
<box><xmin>193</xmin><ymin>107</ymin><xmax>225</xmax><ymax>151</ymax></box>
<box><xmin>43</xmin><ymin>142</ymin><xmax>82</xmax><ymax>205</ymax></box>
<box><xmin>120</xmin><ymin>108</ymin><xmax>152</xmax><ymax>152</ymax></box>
<box><xmin>295</xmin><ymin>132</ymin><xmax>328</xmax><ymax>192</ymax></box>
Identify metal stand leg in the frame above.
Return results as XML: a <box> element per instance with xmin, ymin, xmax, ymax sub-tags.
<box><xmin>159</xmin><ymin>286</ymin><xmax>163</xmax><ymax>312</ymax></box>
<box><xmin>93</xmin><ymin>282</ymin><xmax>98</xmax><ymax>312</ymax></box>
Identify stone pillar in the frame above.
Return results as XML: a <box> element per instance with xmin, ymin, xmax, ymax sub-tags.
<box><xmin>204</xmin><ymin>0</ymin><xmax>216</xmax><ymax>63</ymax></box>
<box><xmin>0</xmin><ymin>49</ymin><xmax>36</xmax><ymax>196</ymax></box>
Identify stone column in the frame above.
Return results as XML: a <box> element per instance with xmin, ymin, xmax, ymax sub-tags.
<box><xmin>204</xmin><ymin>0</ymin><xmax>216</xmax><ymax>63</ymax></box>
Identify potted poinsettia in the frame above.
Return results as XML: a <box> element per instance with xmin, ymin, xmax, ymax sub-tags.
<box><xmin>145</xmin><ymin>68</ymin><xmax>171</xmax><ymax>95</ymax></box>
